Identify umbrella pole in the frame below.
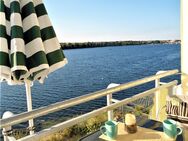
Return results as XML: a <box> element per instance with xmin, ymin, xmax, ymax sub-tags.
<box><xmin>25</xmin><ymin>80</ymin><xmax>34</xmax><ymax>135</ymax></box>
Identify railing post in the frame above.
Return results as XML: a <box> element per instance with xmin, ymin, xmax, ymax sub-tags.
<box><xmin>2</xmin><ymin>111</ymin><xmax>16</xmax><ymax>141</ymax></box>
<box><xmin>107</xmin><ymin>83</ymin><xmax>120</xmax><ymax>121</ymax></box>
<box><xmin>154</xmin><ymin>71</ymin><xmax>178</xmax><ymax>121</ymax></box>
<box><xmin>155</xmin><ymin>71</ymin><xmax>168</xmax><ymax>120</ymax></box>
<box><xmin>155</xmin><ymin>77</ymin><xmax>160</xmax><ymax>119</ymax></box>
<box><xmin>107</xmin><ymin>93</ymin><xmax>113</xmax><ymax>120</ymax></box>
<box><xmin>167</xmin><ymin>83</ymin><xmax>177</xmax><ymax>96</ymax></box>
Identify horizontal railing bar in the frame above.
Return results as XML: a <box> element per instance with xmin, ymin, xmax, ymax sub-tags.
<box><xmin>159</xmin><ymin>82</ymin><xmax>167</xmax><ymax>85</ymax></box>
<box><xmin>0</xmin><ymin>69</ymin><xmax>178</xmax><ymax>129</ymax></box>
<box><xmin>111</xmin><ymin>99</ymin><xmax>120</xmax><ymax>103</ymax></box>
<box><xmin>18</xmin><ymin>80</ymin><xmax>177</xmax><ymax>141</ymax></box>
<box><xmin>8</xmin><ymin>136</ymin><xmax>16</xmax><ymax>141</ymax></box>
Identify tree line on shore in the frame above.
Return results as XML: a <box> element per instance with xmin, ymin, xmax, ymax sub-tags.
<box><xmin>61</xmin><ymin>40</ymin><xmax>180</xmax><ymax>49</ymax></box>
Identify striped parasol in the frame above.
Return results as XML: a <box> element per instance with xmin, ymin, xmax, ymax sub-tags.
<box><xmin>0</xmin><ymin>0</ymin><xmax>67</xmax><ymax>84</ymax></box>
<box><xmin>0</xmin><ymin>0</ymin><xmax>67</xmax><ymax>134</ymax></box>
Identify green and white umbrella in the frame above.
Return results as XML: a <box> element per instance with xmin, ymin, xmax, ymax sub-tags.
<box><xmin>0</xmin><ymin>0</ymin><xmax>67</xmax><ymax>134</ymax></box>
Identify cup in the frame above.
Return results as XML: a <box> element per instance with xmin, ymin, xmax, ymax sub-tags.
<box><xmin>100</xmin><ymin>120</ymin><xmax>118</xmax><ymax>139</ymax></box>
<box><xmin>125</xmin><ymin>113</ymin><xmax>137</xmax><ymax>134</ymax></box>
<box><xmin>163</xmin><ymin>119</ymin><xmax>182</xmax><ymax>139</ymax></box>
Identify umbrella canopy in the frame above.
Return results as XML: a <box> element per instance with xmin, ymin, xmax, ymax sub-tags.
<box><xmin>0</xmin><ymin>0</ymin><xmax>67</xmax><ymax>85</ymax></box>
<box><xmin>0</xmin><ymin>0</ymin><xmax>67</xmax><ymax>135</ymax></box>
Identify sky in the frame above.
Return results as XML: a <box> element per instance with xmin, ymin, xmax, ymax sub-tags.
<box><xmin>44</xmin><ymin>0</ymin><xmax>180</xmax><ymax>42</ymax></box>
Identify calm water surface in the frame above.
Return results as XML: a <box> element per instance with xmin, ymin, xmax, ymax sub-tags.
<box><xmin>0</xmin><ymin>44</ymin><xmax>180</xmax><ymax>120</ymax></box>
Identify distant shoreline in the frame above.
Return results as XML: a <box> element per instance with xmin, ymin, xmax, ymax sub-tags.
<box><xmin>61</xmin><ymin>40</ymin><xmax>180</xmax><ymax>50</ymax></box>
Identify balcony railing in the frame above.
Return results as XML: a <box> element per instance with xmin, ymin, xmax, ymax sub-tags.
<box><xmin>0</xmin><ymin>69</ymin><xmax>179</xmax><ymax>141</ymax></box>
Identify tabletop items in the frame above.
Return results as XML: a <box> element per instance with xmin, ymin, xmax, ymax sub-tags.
<box><xmin>163</xmin><ymin>119</ymin><xmax>183</xmax><ymax>140</ymax></box>
<box><xmin>124</xmin><ymin>113</ymin><xmax>137</xmax><ymax>134</ymax></box>
<box><xmin>100</xmin><ymin>120</ymin><xmax>118</xmax><ymax>140</ymax></box>
<box><xmin>99</xmin><ymin>122</ymin><xmax>180</xmax><ymax>141</ymax></box>
<box><xmin>100</xmin><ymin>113</ymin><xmax>137</xmax><ymax>140</ymax></box>
<box><xmin>99</xmin><ymin>113</ymin><xmax>184</xmax><ymax>140</ymax></box>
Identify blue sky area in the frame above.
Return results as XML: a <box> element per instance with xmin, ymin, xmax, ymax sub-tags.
<box><xmin>44</xmin><ymin>0</ymin><xmax>180</xmax><ymax>42</ymax></box>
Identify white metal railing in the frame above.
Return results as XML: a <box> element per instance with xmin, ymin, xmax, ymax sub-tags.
<box><xmin>19</xmin><ymin>81</ymin><xmax>177</xmax><ymax>141</ymax></box>
<box><xmin>0</xmin><ymin>69</ymin><xmax>178</xmax><ymax>128</ymax></box>
<box><xmin>0</xmin><ymin>69</ymin><xmax>179</xmax><ymax>141</ymax></box>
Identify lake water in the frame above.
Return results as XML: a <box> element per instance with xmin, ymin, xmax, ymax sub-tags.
<box><xmin>0</xmin><ymin>44</ymin><xmax>180</xmax><ymax>121</ymax></box>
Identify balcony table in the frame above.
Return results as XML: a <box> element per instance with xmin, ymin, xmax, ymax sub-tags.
<box><xmin>99</xmin><ymin>122</ymin><xmax>176</xmax><ymax>141</ymax></box>
<box><xmin>79</xmin><ymin>119</ymin><xmax>184</xmax><ymax>141</ymax></box>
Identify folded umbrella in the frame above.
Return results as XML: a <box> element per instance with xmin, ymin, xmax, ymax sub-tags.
<box><xmin>0</xmin><ymin>0</ymin><xmax>67</xmax><ymax>134</ymax></box>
